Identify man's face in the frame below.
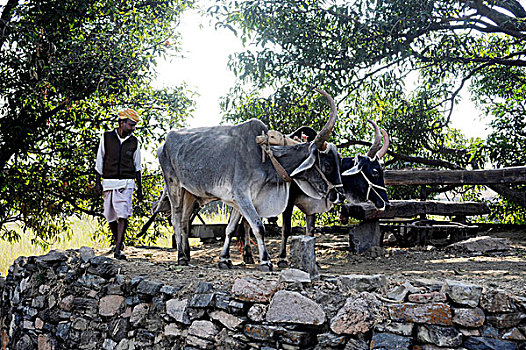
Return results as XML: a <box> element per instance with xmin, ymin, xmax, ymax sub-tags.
<box><xmin>121</xmin><ymin>119</ymin><xmax>137</xmax><ymax>137</ymax></box>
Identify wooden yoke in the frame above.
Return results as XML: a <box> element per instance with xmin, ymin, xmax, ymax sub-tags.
<box><xmin>256</xmin><ymin>130</ymin><xmax>296</xmax><ymax>182</ymax></box>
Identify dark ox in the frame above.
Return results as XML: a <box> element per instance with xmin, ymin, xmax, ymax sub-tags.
<box><xmin>234</xmin><ymin>121</ymin><xmax>389</xmax><ymax>267</ymax></box>
<box><xmin>155</xmin><ymin>89</ymin><xmax>343</xmax><ymax>271</ymax></box>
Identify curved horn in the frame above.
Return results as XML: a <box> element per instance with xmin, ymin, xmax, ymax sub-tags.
<box><xmin>313</xmin><ymin>88</ymin><xmax>338</xmax><ymax>150</ymax></box>
<box><xmin>366</xmin><ymin>119</ymin><xmax>382</xmax><ymax>158</ymax></box>
<box><xmin>377</xmin><ymin>128</ymin><xmax>389</xmax><ymax>158</ymax></box>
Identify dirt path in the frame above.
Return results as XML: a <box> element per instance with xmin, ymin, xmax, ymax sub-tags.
<box><xmin>100</xmin><ymin>227</ymin><xmax>526</xmax><ymax>297</ymax></box>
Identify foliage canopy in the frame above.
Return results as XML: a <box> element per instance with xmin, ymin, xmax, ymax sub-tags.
<box><xmin>210</xmin><ymin>0</ymin><xmax>526</xmax><ymax>222</ymax></box>
<box><xmin>0</xmin><ymin>0</ymin><xmax>195</xmax><ymax>244</ymax></box>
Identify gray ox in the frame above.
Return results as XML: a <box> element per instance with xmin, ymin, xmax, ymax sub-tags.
<box><xmin>155</xmin><ymin>89</ymin><xmax>344</xmax><ymax>271</ymax></box>
<box><xmin>232</xmin><ymin>121</ymin><xmax>390</xmax><ymax>267</ymax></box>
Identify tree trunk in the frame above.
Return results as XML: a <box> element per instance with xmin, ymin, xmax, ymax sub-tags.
<box><xmin>0</xmin><ymin>0</ymin><xmax>18</xmax><ymax>49</ymax></box>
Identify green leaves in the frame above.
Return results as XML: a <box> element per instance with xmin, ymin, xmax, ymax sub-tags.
<box><xmin>0</xmin><ymin>0</ymin><xmax>195</xmax><ymax>245</ymax></box>
<box><xmin>212</xmin><ymin>0</ymin><xmax>526</xmax><ymax>221</ymax></box>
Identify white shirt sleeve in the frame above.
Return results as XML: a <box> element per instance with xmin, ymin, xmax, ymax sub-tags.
<box><xmin>134</xmin><ymin>141</ymin><xmax>142</xmax><ymax>172</ymax></box>
<box><xmin>95</xmin><ymin>136</ymin><xmax>105</xmax><ymax>175</ymax></box>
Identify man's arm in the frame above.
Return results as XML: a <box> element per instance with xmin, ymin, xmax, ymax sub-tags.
<box><xmin>95</xmin><ymin>172</ymin><xmax>102</xmax><ymax>196</ymax></box>
<box><xmin>135</xmin><ymin>171</ymin><xmax>143</xmax><ymax>201</ymax></box>
<box><xmin>95</xmin><ymin>136</ymin><xmax>104</xmax><ymax>196</ymax></box>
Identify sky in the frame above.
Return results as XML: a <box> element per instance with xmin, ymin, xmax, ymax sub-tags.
<box><xmin>155</xmin><ymin>5</ymin><xmax>489</xmax><ymax>138</ymax></box>
<box><xmin>153</xmin><ymin>5</ymin><xmax>243</xmax><ymax>128</ymax></box>
<box><xmin>0</xmin><ymin>0</ymin><xmax>488</xmax><ymax>138</ymax></box>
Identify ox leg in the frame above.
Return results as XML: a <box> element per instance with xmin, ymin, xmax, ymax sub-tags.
<box><xmin>242</xmin><ymin>219</ymin><xmax>255</xmax><ymax>264</ymax></box>
<box><xmin>167</xmin><ymin>183</ymin><xmax>195</xmax><ymax>266</ymax></box>
<box><xmin>236</xmin><ymin>199</ymin><xmax>272</xmax><ymax>272</ymax></box>
<box><xmin>278</xmin><ymin>202</ymin><xmax>294</xmax><ymax>268</ymax></box>
<box><xmin>219</xmin><ymin>209</ymin><xmax>242</xmax><ymax>269</ymax></box>
<box><xmin>278</xmin><ymin>199</ymin><xmax>294</xmax><ymax>268</ymax></box>
<box><xmin>179</xmin><ymin>191</ymin><xmax>197</xmax><ymax>264</ymax></box>
<box><xmin>305</xmin><ymin>214</ymin><xmax>316</xmax><ymax>236</ymax></box>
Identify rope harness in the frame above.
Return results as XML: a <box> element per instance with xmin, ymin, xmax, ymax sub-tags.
<box><xmin>314</xmin><ymin>162</ymin><xmax>343</xmax><ymax>197</ymax></box>
<box><xmin>255</xmin><ymin>130</ymin><xmax>343</xmax><ymax>197</ymax></box>
<box><xmin>256</xmin><ymin>130</ymin><xmax>294</xmax><ymax>182</ymax></box>
<box><xmin>358</xmin><ymin>170</ymin><xmax>388</xmax><ymax>210</ymax></box>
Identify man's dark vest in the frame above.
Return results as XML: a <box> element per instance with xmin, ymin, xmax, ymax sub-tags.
<box><xmin>102</xmin><ymin>131</ymin><xmax>138</xmax><ymax>179</ymax></box>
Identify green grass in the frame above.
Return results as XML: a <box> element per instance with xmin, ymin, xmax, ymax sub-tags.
<box><xmin>0</xmin><ymin>208</ymin><xmax>230</xmax><ymax>277</ymax></box>
<box><xmin>0</xmin><ymin>204</ymin><xmax>292</xmax><ymax>277</ymax></box>
<box><xmin>0</xmin><ymin>216</ymin><xmax>111</xmax><ymax>277</ymax></box>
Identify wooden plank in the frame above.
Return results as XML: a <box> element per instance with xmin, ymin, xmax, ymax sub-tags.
<box><xmin>343</xmin><ymin>200</ymin><xmax>490</xmax><ymax>220</ymax></box>
<box><xmin>384</xmin><ymin>166</ymin><xmax>526</xmax><ymax>186</ymax></box>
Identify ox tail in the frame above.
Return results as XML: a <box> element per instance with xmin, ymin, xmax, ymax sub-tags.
<box><xmin>138</xmin><ymin>185</ymin><xmax>168</xmax><ymax>238</ymax></box>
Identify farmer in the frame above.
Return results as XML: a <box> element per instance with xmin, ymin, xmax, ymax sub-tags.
<box><xmin>95</xmin><ymin>108</ymin><xmax>143</xmax><ymax>260</ymax></box>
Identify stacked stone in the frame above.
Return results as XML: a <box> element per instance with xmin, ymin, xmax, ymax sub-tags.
<box><xmin>1</xmin><ymin>248</ymin><xmax>526</xmax><ymax>350</ymax></box>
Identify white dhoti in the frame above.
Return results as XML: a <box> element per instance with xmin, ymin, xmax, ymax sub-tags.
<box><xmin>103</xmin><ymin>188</ymin><xmax>134</xmax><ymax>222</ymax></box>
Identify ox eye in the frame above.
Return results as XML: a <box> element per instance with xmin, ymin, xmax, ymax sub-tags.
<box><xmin>323</xmin><ymin>162</ymin><xmax>333</xmax><ymax>173</ymax></box>
<box><xmin>372</xmin><ymin>169</ymin><xmax>379</xmax><ymax>177</ymax></box>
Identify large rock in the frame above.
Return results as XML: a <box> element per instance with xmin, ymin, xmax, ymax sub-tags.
<box><xmin>188</xmin><ymin>320</ymin><xmax>218</xmax><ymax>340</ymax></box>
<box><xmin>266</xmin><ymin>290</ymin><xmax>326</xmax><ymax>325</ymax></box>
<box><xmin>79</xmin><ymin>246</ymin><xmax>95</xmax><ymax>263</ymax></box>
<box><xmin>388</xmin><ymin>303</ymin><xmax>452</xmax><ymax>326</ymax></box>
<box><xmin>330</xmin><ymin>292</ymin><xmax>386</xmax><ymax>335</ymax></box>
<box><xmin>279</xmin><ymin>269</ymin><xmax>311</xmax><ymax>284</ymax></box>
<box><xmin>99</xmin><ymin>295</ymin><xmax>125</xmax><ymax>317</ymax></box>
<box><xmin>166</xmin><ymin>299</ymin><xmax>190</xmax><ymax>325</ymax></box>
<box><xmin>209</xmin><ymin>310</ymin><xmax>243</xmax><ymax>330</ymax></box>
<box><xmin>130</xmin><ymin>303</ymin><xmax>149</xmax><ymax>327</ymax></box>
<box><xmin>136</xmin><ymin>279</ymin><xmax>163</xmax><ymax>296</ymax></box>
<box><xmin>463</xmin><ymin>336</ymin><xmax>518</xmax><ymax>350</ymax></box>
<box><xmin>289</xmin><ymin>235</ymin><xmax>319</xmax><ymax>278</ymax></box>
<box><xmin>486</xmin><ymin>313</ymin><xmax>525</xmax><ymax>329</ymax></box>
<box><xmin>36</xmin><ymin>250</ymin><xmax>68</xmax><ymax>264</ymax></box>
<box><xmin>416</xmin><ymin>324</ymin><xmax>462</xmax><ymax>347</ymax></box>
<box><xmin>408</xmin><ymin>292</ymin><xmax>447</xmax><ymax>304</ymax></box>
<box><xmin>375</xmin><ymin>322</ymin><xmax>414</xmax><ymax>336</ymax></box>
<box><xmin>443</xmin><ymin>279</ymin><xmax>483</xmax><ymax>307</ymax></box>
<box><xmin>244</xmin><ymin>324</ymin><xmax>284</xmax><ymax>341</ymax></box>
<box><xmin>231</xmin><ymin>277</ymin><xmax>277</xmax><ymax>303</ymax></box>
<box><xmin>338</xmin><ymin>274</ymin><xmax>386</xmax><ymax>293</ymax></box>
<box><xmin>480</xmin><ymin>290</ymin><xmax>517</xmax><ymax>313</ymax></box>
<box><xmin>446</xmin><ymin>236</ymin><xmax>510</xmax><ymax>253</ymax></box>
<box><xmin>370</xmin><ymin>332</ymin><xmax>411</xmax><ymax>349</ymax></box>
<box><xmin>87</xmin><ymin>256</ymin><xmax>118</xmax><ymax>278</ymax></box>
<box><xmin>453</xmin><ymin>308</ymin><xmax>485</xmax><ymax>328</ymax></box>
<box><xmin>349</xmin><ymin>220</ymin><xmax>383</xmax><ymax>254</ymax></box>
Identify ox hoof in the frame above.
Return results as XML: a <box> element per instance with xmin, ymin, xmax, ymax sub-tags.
<box><xmin>218</xmin><ymin>260</ymin><xmax>233</xmax><ymax>270</ymax></box>
<box><xmin>178</xmin><ymin>259</ymin><xmax>189</xmax><ymax>266</ymax></box>
<box><xmin>243</xmin><ymin>255</ymin><xmax>255</xmax><ymax>265</ymax></box>
<box><xmin>277</xmin><ymin>260</ymin><xmax>288</xmax><ymax>268</ymax></box>
<box><xmin>258</xmin><ymin>263</ymin><xmax>273</xmax><ymax>272</ymax></box>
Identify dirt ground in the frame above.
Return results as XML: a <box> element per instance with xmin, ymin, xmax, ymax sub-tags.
<box><xmin>101</xmin><ymin>226</ymin><xmax>526</xmax><ymax>298</ymax></box>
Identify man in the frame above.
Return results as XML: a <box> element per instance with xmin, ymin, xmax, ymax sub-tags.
<box><xmin>95</xmin><ymin>108</ymin><xmax>143</xmax><ymax>260</ymax></box>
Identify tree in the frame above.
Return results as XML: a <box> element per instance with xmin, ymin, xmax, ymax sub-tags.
<box><xmin>0</xmin><ymin>0</ymin><xmax>195</xmax><ymax>244</ymax></box>
<box><xmin>210</xmin><ymin>0</ymin><xmax>526</xmax><ymax>222</ymax></box>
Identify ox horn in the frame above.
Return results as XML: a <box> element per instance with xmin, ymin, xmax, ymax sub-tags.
<box><xmin>366</xmin><ymin>119</ymin><xmax>382</xmax><ymax>158</ymax></box>
<box><xmin>313</xmin><ymin>88</ymin><xmax>338</xmax><ymax>150</ymax></box>
<box><xmin>377</xmin><ymin>128</ymin><xmax>389</xmax><ymax>159</ymax></box>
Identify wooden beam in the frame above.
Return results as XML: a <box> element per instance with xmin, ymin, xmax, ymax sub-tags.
<box><xmin>384</xmin><ymin>166</ymin><xmax>526</xmax><ymax>186</ymax></box>
<box><xmin>343</xmin><ymin>200</ymin><xmax>490</xmax><ymax>220</ymax></box>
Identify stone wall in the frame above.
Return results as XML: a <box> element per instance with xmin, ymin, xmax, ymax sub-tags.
<box><xmin>1</xmin><ymin>247</ymin><xmax>525</xmax><ymax>350</ymax></box>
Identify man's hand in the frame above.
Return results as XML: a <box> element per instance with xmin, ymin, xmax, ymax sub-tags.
<box><xmin>95</xmin><ymin>173</ymin><xmax>102</xmax><ymax>196</ymax></box>
<box><xmin>94</xmin><ymin>182</ymin><xmax>102</xmax><ymax>196</ymax></box>
<box><xmin>137</xmin><ymin>186</ymin><xmax>144</xmax><ymax>202</ymax></box>
<box><xmin>135</xmin><ymin>171</ymin><xmax>143</xmax><ymax>202</ymax></box>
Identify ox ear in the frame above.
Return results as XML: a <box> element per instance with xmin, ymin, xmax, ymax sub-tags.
<box><xmin>342</xmin><ymin>165</ymin><xmax>362</xmax><ymax>176</ymax></box>
<box><xmin>290</xmin><ymin>145</ymin><xmax>317</xmax><ymax>177</ymax></box>
<box><xmin>293</xmin><ymin>179</ymin><xmax>324</xmax><ymax>200</ymax></box>
<box><xmin>342</xmin><ymin>156</ymin><xmax>363</xmax><ymax>176</ymax></box>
